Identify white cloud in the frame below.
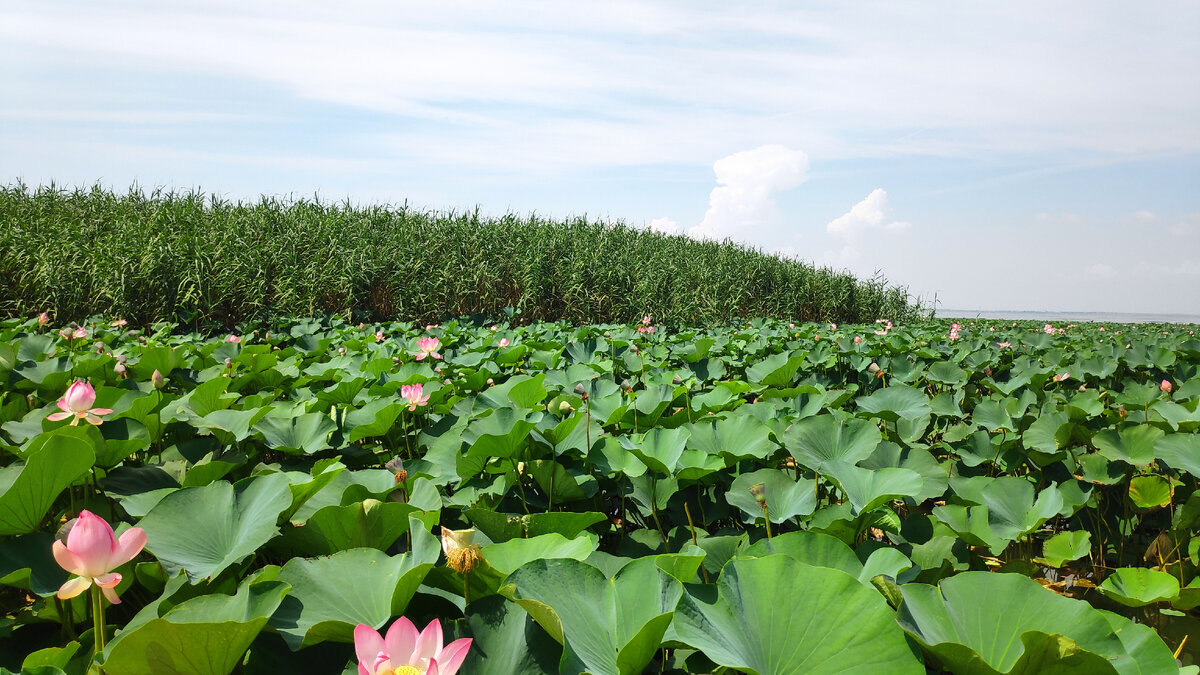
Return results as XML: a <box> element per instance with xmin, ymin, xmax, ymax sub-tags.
<box><xmin>1035</xmin><ymin>212</ymin><xmax>1083</xmax><ymax>224</ymax></box>
<box><xmin>1085</xmin><ymin>263</ymin><xmax>1117</xmax><ymax>277</ymax></box>
<box><xmin>827</xmin><ymin>189</ymin><xmax>911</xmax><ymax>239</ymax></box>
<box><xmin>687</xmin><ymin>145</ymin><xmax>808</xmax><ymax>241</ymax></box>
<box><xmin>647</xmin><ymin>217</ymin><xmax>680</xmax><ymax>235</ymax></box>
<box><xmin>1132</xmin><ymin>210</ymin><xmax>1156</xmax><ymax>222</ymax></box>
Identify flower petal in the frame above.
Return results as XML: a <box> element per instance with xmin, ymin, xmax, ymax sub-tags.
<box><xmin>426</xmin><ymin>658</ymin><xmax>439</xmax><ymax>675</ymax></box>
<box><xmin>55</xmin><ymin>398</ymin><xmax>70</xmax><ymax>412</ymax></box>
<box><xmin>101</xmin><ymin>583</ymin><xmax>122</xmax><ymax>605</ymax></box>
<box><xmin>89</xmin><ymin>408</ymin><xmax>114</xmax><ymax>416</ymax></box>
<box><xmin>65</xmin><ymin>511</ymin><xmax>116</xmax><ymax>576</ymax></box>
<box><xmin>46</xmin><ymin>412</ymin><xmax>71</xmax><ymax>422</ymax></box>
<box><xmin>51</xmin><ymin>540</ymin><xmax>86</xmax><ymax>576</ymax></box>
<box><xmin>57</xmin><ymin>575</ymin><xmax>91</xmax><ymax>599</ymax></box>
<box><xmin>353</xmin><ymin>624</ymin><xmax>385</xmax><ymax>673</ymax></box>
<box><xmin>110</xmin><ymin>527</ymin><xmax>147</xmax><ymax>567</ymax></box>
<box><xmin>383</xmin><ymin>616</ymin><xmax>420</xmax><ymax>665</ymax></box>
<box><xmin>435</xmin><ymin>638</ymin><xmax>473</xmax><ymax>675</ymax></box>
<box><xmin>95</xmin><ymin>572</ymin><xmax>121</xmax><ymax>587</ymax></box>
<box><xmin>414</xmin><ymin>619</ymin><xmax>443</xmax><ymax>665</ymax></box>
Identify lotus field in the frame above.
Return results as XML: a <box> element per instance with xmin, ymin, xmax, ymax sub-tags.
<box><xmin>2</xmin><ymin>314</ymin><xmax>1200</xmax><ymax>674</ymax></box>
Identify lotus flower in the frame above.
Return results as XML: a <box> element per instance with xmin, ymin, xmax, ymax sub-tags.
<box><xmin>497</xmin><ymin>338</ymin><xmax>510</xmax><ymax>348</ymax></box>
<box><xmin>1043</xmin><ymin>323</ymin><xmax>1055</xmax><ymax>335</ymax></box>
<box><xmin>414</xmin><ymin>337</ymin><xmax>442</xmax><ymax>361</ymax></box>
<box><xmin>354</xmin><ymin>618</ymin><xmax>472</xmax><ymax>675</ymax></box>
<box><xmin>376</xmin><ymin>330</ymin><xmax>385</xmax><ymax>341</ymax></box>
<box><xmin>853</xmin><ymin>336</ymin><xmax>862</xmax><ymax>344</ymax></box>
<box><xmin>1162</xmin><ymin>379</ymin><xmax>1173</xmax><ymax>393</ymax></box>
<box><xmin>401</xmin><ymin>383</ymin><xmax>430</xmax><ymax>411</ymax></box>
<box><xmin>59</xmin><ymin>326</ymin><xmax>87</xmax><ymax>340</ymax></box>
<box><xmin>829</xmin><ymin>323</ymin><xmax>837</xmax><ymax>331</ymax></box>
<box><xmin>52</xmin><ymin>510</ymin><xmax>146</xmax><ymax>604</ymax></box>
<box><xmin>226</xmin><ymin>334</ymin><xmax>242</xmax><ymax>343</ymax></box>
<box><xmin>37</xmin><ymin>311</ymin><xmax>50</xmax><ymax>326</ymax></box>
<box><xmin>642</xmin><ymin>315</ymin><xmax>652</xmax><ymax>325</ymax></box>
<box><xmin>110</xmin><ymin>318</ymin><xmax>127</xmax><ymax>327</ymax></box>
<box><xmin>47</xmin><ymin>380</ymin><xmax>112</xmax><ymax>426</ymax></box>
<box><xmin>1053</xmin><ymin>372</ymin><xmax>1070</xmax><ymax>383</ymax></box>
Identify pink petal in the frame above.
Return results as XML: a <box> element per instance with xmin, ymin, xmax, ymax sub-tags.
<box><xmin>46</xmin><ymin>412</ymin><xmax>71</xmax><ymax>422</ymax></box>
<box><xmin>90</xmin><ymin>408</ymin><xmax>114</xmax><ymax>415</ymax></box>
<box><xmin>55</xmin><ymin>398</ymin><xmax>70</xmax><ymax>412</ymax></box>
<box><xmin>84</xmin><ymin>414</ymin><xmax>104</xmax><ymax>426</ymax></box>
<box><xmin>414</xmin><ymin>353</ymin><xmax>426</xmax><ymax>361</ymax></box>
<box><xmin>110</xmin><ymin>527</ymin><xmax>147</xmax><ymax>567</ymax></box>
<box><xmin>95</xmin><ymin>572</ymin><xmax>121</xmax><ymax>587</ymax></box>
<box><xmin>51</xmin><ymin>540</ymin><xmax>86</xmax><ymax>576</ymax></box>
<box><xmin>384</xmin><ymin>616</ymin><xmax>420</xmax><ymax>664</ymax></box>
<box><xmin>435</xmin><ymin>638</ymin><xmax>473</xmax><ymax>675</ymax></box>
<box><xmin>101</xmin><ymin>583</ymin><xmax>121</xmax><ymax>604</ymax></box>
<box><xmin>66</xmin><ymin>511</ymin><xmax>116</xmax><ymax>576</ymax></box>
<box><xmin>414</xmin><ymin>619</ymin><xmax>443</xmax><ymax>664</ymax></box>
<box><xmin>426</xmin><ymin>658</ymin><xmax>440</xmax><ymax>675</ymax></box>
<box><xmin>432</xmin><ymin>353</ymin><xmax>442</xmax><ymax>360</ymax></box>
<box><xmin>353</xmin><ymin>624</ymin><xmax>385</xmax><ymax>673</ymax></box>
<box><xmin>56</xmin><ymin>575</ymin><xmax>91</xmax><ymax>599</ymax></box>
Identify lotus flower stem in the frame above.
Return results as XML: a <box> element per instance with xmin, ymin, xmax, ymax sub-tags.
<box><xmin>762</xmin><ymin>504</ymin><xmax>773</xmax><ymax>539</ymax></box>
<box><xmin>91</xmin><ymin>585</ymin><xmax>106</xmax><ymax>661</ymax></box>
<box><xmin>684</xmin><ymin>502</ymin><xmax>710</xmax><ymax>583</ymax></box>
<box><xmin>510</xmin><ymin>458</ymin><xmax>530</xmax><ymax>514</ymax></box>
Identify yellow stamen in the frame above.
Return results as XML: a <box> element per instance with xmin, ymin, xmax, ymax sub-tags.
<box><xmin>392</xmin><ymin>666</ymin><xmax>422</xmax><ymax>675</ymax></box>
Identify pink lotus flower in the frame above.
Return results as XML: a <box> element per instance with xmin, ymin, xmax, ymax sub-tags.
<box><xmin>853</xmin><ymin>336</ymin><xmax>862</xmax><ymax>344</ymax></box>
<box><xmin>498</xmin><ymin>338</ymin><xmax>510</xmax><ymax>348</ymax></box>
<box><xmin>110</xmin><ymin>319</ymin><xmax>127</xmax><ymax>327</ymax></box>
<box><xmin>829</xmin><ymin>323</ymin><xmax>837</xmax><ymax>331</ymax></box>
<box><xmin>642</xmin><ymin>315</ymin><xmax>652</xmax><ymax>325</ymax></box>
<box><xmin>1053</xmin><ymin>372</ymin><xmax>1070</xmax><ymax>383</ymax></box>
<box><xmin>401</xmin><ymin>383</ymin><xmax>430</xmax><ymax>410</ymax></box>
<box><xmin>226</xmin><ymin>334</ymin><xmax>241</xmax><ymax>343</ymax></box>
<box><xmin>813</xmin><ymin>334</ymin><xmax>820</xmax><ymax>341</ymax></box>
<box><xmin>354</xmin><ymin>618</ymin><xmax>472</xmax><ymax>675</ymax></box>
<box><xmin>60</xmin><ymin>327</ymin><xmax>88</xmax><ymax>340</ymax></box>
<box><xmin>47</xmin><ymin>380</ymin><xmax>113</xmax><ymax>426</ymax></box>
<box><xmin>52</xmin><ymin>510</ymin><xmax>146</xmax><ymax>604</ymax></box>
<box><xmin>414</xmin><ymin>337</ymin><xmax>442</xmax><ymax>361</ymax></box>
<box><xmin>376</xmin><ymin>331</ymin><xmax>385</xmax><ymax>341</ymax></box>
<box><xmin>997</xmin><ymin>341</ymin><xmax>1012</xmax><ymax>349</ymax></box>
<box><xmin>1162</xmin><ymin>379</ymin><xmax>1173</xmax><ymax>393</ymax></box>
<box><xmin>1098</xmin><ymin>327</ymin><xmax>1106</xmax><ymax>331</ymax></box>
<box><xmin>1043</xmin><ymin>324</ymin><xmax>1055</xmax><ymax>335</ymax></box>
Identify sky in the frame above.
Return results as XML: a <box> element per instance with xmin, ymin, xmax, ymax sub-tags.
<box><xmin>2</xmin><ymin>1</ymin><xmax>1199</xmax><ymax>314</ymax></box>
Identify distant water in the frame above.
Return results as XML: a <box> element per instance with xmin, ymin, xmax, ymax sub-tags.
<box><xmin>938</xmin><ymin>309</ymin><xmax>1200</xmax><ymax>325</ymax></box>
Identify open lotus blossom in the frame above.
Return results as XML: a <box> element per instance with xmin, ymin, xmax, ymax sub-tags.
<box><xmin>829</xmin><ymin>323</ymin><xmax>837</xmax><ymax>331</ymax></box>
<box><xmin>1162</xmin><ymin>379</ymin><xmax>1173</xmax><ymax>393</ymax></box>
<box><xmin>400</xmin><ymin>383</ymin><xmax>430</xmax><ymax>410</ymax></box>
<box><xmin>354</xmin><ymin>618</ymin><xmax>472</xmax><ymax>675</ymax></box>
<box><xmin>60</xmin><ymin>326</ymin><xmax>88</xmax><ymax>340</ymax></box>
<box><xmin>376</xmin><ymin>330</ymin><xmax>385</xmax><ymax>341</ymax></box>
<box><xmin>642</xmin><ymin>315</ymin><xmax>652</xmax><ymax>325</ymax></box>
<box><xmin>497</xmin><ymin>338</ymin><xmax>510</xmax><ymax>347</ymax></box>
<box><xmin>226</xmin><ymin>334</ymin><xmax>242</xmax><ymax>343</ymax></box>
<box><xmin>997</xmin><ymin>341</ymin><xmax>1012</xmax><ymax>349</ymax></box>
<box><xmin>47</xmin><ymin>380</ymin><xmax>113</xmax><ymax>426</ymax></box>
<box><xmin>414</xmin><ymin>337</ymin><xmax>442</xmax><ymax>361</ymax></box>
<box><xmin>52</xmin><ymin>510</ymin><xmax>146</xmax><ymax>604</ymax></box>
<box><xmin>1043</xmin><ymin>323</ymin><xmax>1056</xmax><ymax>335</ymax></box>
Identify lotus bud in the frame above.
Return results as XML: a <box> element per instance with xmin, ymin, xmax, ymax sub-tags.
<box><xmin>37</xmin><ymin>311</ymin><xmax>50</xmax><ymax>326</ymax></box>
<box><xmin>1078</xmin><ymin>384</ymin><xmax>1087</xmax><ymax>392</ymax></box>
<box><xmin>338</xmin><ymin>347</ymin><xmax>346</xmax><ymax>356</ymax></box>
<box><xmin>558</xmin><ymin>400</ymin><xmax>574</xmax><ymax>414</ymax></box>
<box><xmin>603</xmin><ymin>331</ymin><xmax>611</xmax><ymax>338</ymax></box>
<box><xmin>151</xmin><ymin>369</ymin><xmax>165</xmax><ymax>389</ymax></box>
<box><xmin>749</xmin><ymin>482</ymin><xmax>767</xmax><ymax>506</ymax></box>
<box><xmin>673</xmin><ymin>375</ymin><xmax>683</xmax><ymax>385</ymax></box>
<box><xmin>1161</xmin><ymin>379</ymin><xmax>1173</xmax><ymax>394</ymax></box>
<box><xmin>138</xmin><ymin>335</ymin><xmax>147</xmax><ymax>344</ymax></box>
<box><xmin>444</xmin><ymin>378</ymin><xmax>452</xmax><ymax>386</ymax></box>
<box><xmin>853</xmin><ymin>335</ymin><xmax>862</xmax><ymax>344</ymax></box>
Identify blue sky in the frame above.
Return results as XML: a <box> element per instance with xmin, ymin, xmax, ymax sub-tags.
<box><xmin>3</xmin><ymin>1</ymin><xmax>1198</xmax><ymax>314</ymax></box>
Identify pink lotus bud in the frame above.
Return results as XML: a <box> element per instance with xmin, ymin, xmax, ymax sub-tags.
<box><xmin>414</xmin><ymin>337</ymin><xmax>442</xmax><ymax>361</ymax></box>
<box><xmin>498</xmin><ymin>338</ymin><xmax>510</xmax><ymax>347</ymax></box>
<box><xmin>52</xmin><ymin>510</ymin><xmax>146</xmax><ymax>604</ymax></box>
<box><xmin>151</xmin><ymin>369</ymin><xmax>165</xmax><ymax>389</ymax></box>
<box><xmin>37</xmin><ymin>312</ymin><xmax>50</xmax><ymax>326</ymax></box>
<box><xmin>1161</xmin><ymin>379</ymin><xmax>1173</xmax><ymax>393</ymax></box>
<box><xmin>853</xmin><ymin>336</ymin><xmax>862</xmax><ymax>344</ymax></box>
<box><xmin>375</xmin><ymin>331</ymin><xmax>384</xmax><ymax>341</ymax></box>
<box><xmin>47</xmin><ymin>380</ymin><xmax>113</xmax><ymax>426</ymax></box>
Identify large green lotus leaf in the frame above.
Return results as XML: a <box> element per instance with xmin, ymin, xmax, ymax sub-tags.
<box><xmin>822</xmin><ymin>460</ymin><xmax>923</xmax><ymax>515</ymax></box>
<box><xmin>344</xmin><ymin>397</ymin><xmax>405</xmax><ymax>443</ymax></box>
<box><xmin>0</xmin><ymin>429</ymin><xmax>95</xmax><ymax>535</ymax></box>
<box><xmin>274</xmin><ymin>499</ymin><xmax>425</xmax><ymax>556</ymax></box>
<box><xmin>737</xmin><ymin>531</ymin><xmax>860</xmax><ymax>577</ymax></box>
<box><xmin>193</xmin><ymin>406</ymin><xmax>273</xmax><ymax>445</ymax></box>
<box><xmin>1093</xmin><ymin>425</ymin><xmax>1164</xmax><ymax>467</ymax></box>
<box><xmin>898</xmin><ymin>572</ymin><xmax>1181</xmax><ymax>675</ymax></box>
<box><xmin>861</xmin><ymin>441</ymin><xmax>948</xmax><ymax>503</ymax></box>
<box><xmin>626</xmin><ymin>384</ymin><xmax>678</xmax><ymax>424</ymax></box>
<box><xmin>972</xmin><ymin>399</ymin><xmax>1015</xmax><ymax>433</ymax></box>
<box><xmin>1097</xmin><ymin>609</ymin><xmax>1195</xmax><ymax>675</ymax></box>
<box><xmin>687</xmin><ymin>415</ymin><xmax>776</xmax><ymax>461</ymax></box>
<box><xmin>783</xmin><ymin>414</ymin><xmax>882</xmax><ymax>472</ymax></box>
<box><xmin>464</xmin><ymin>408</ymin><xmax>539</xmax><ymax>459</ymax></box>
<box><xmin>14</xmin><ymin>357</ymin><xmax>72</xmax><ymax>389</ymax></box>
<box><xmin>672</xmin><ymin>556</ymin><xmax>924</xmax><ymax>675</ymax></box>
<box><xmin>1096</xmin><ymin>568</ymin><xmax>1180</xmax><ymax>607</ymax></box>
<box><xmin>448</xmin><ymin>595</ymin><xmax>563</xmax><ymax>675</ymax></box>
<box><xmin>1128</xmin><ymin>475</ymin><xmax>1172</xmax><ymax>510</ymax></box>
<box><xmin>934</xmin><ymin>479</ymin><xmax>1062</xmax><ymax>555</ymax></box>
<box><xmin>1024</xmin><ymin>410</ymin><xmax>1069</xmax><ymax>455</ymax></box>
<box><xmin>626</xmin><ymin>427</ymin><xmax>690</xmax><ymax>475</ymax></box>
<box><xmin>483</xmin><ymin>532</ymin><xmax>599</xmax><ymax>576</ymax></box>
<box><xmin>96</xmin><ymin>417</ymin><xmax>151</xmax><ymax>467</ymax></box>
<box><xmin>507</xmin><ymin>556</ymin><xmax>681</xmax><ymax>675</ymax></box>
<box><xmin>1034</xmin><ymin>531</ymin><xmax>1092</xmax><ymax>568</ymax></box>
<box><xmin>287</xmin><ymin>468</ymin><xmax>394</xmax><ymax>524</ymax></box>
<box><xmin>928</xmin><ymin>361</ymin><xmax>969</xmax><ymax>387</ymax></box>
<box><xmin>480</xmin><ymin>373</ymin><xmax>548</xmax><ymax>410</ymax></box>
<box><xmin>726</xmin><ymin>468</ymin><xmax>816</xmax><ymax>524</ymax></box>
<box><xmin>856</xmin><ymin>385</ymin><xmax>932</xmax><ymax>423</ymax></box>
<box><xmin>254</xmin><ymin>412</ymin><xmax>337</xmax><ymax>455</ymax></box>
<box><xmin>0</xmin><ymin>531</ymin><xmax>69</xmax><ymax>596</ymax></box>
<box><xmin>162</xmin><ymin>377</ymin><xmax>237</xmax><ymax>420</ymax></box>
<box><xmin>526</xmin><ymin>459</ymin><xmax>593</xmax><ymax>504</ymax></box>
<box><xmin>1155</xmin><ymin>434</ymin><xmax>1200</xmax><ymax>478</ymax></box>
<box><xmin>270</xmin><ymin>522</ymin><xmax>440</xmax><ymax>649</ymax></box>
<box><xmin>463</xmin><ymin>508</ymin><xmax>606</xmax><ymax>543</ymax></box>
<box><xmin>745</xmin><ymin>352</ymin><xmax>804</xmax><ymax>387</ymax></box>
<box><xmin>100</xmin><ymin>578</ymin><xmax>288</xmax><ymax>675</ymax></box>
<box><xmin>139</xmin><ymin>473</ymin><xmax>292</xmax><ymax>582</ymax></box>
<box><xmin>129</xmin><ymin>345</ymin><xmax>187</xmax><ymax>379</ymax></box>
<box><xmin>592</xmin><ymin>435</ymin><xmax>648</xmax><ymax>478</ymax></box>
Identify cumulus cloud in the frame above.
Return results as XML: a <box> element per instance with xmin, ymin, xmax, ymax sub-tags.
<box><xmin>687</xmin><ymin>145</ymin><xmax>808</xmax><ymax>241</ymax></box>
<box><xmin>826</xmin><ymin>188</ymin><xmax>911</xmax><ymax>239</ymax></box>
<box><xmin>647</xmin><ymin>217</ymin><xmax>680</xmax><ymax>235</ymax></box>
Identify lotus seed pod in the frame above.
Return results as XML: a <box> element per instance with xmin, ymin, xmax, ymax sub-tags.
<box><xmin>224</xmin><ymin>357</ymin><xmax>233</xmax><ymax>368</ymax></box>
<box><xmin>559</xmin><ymin>400</ymin><xmax>574</xmax><ymax>413</ymax></box>
<box><xmin>574</xmin><ymin>383</ymin><xmax>586</xmax><ymax>395</ymax></box>
<box><xmin>95</xmin><ymin>342</ymin><xmax>106</xmax><ymax>353</ymax></box>
<box><xmin>113</xmin><ymin>362</ymin><xmax>127</xmax><ymax>378</ymax></box>
<box><xmin>749</xmin><ymin>482</ymin><xmax>767</xmax><ymax>505</ymax></box>
<box><xmin>115</xmin><ymin>354</ymin><xmax>127</xmax><ymax>364</ymax></box>
<box><xmin>338</xmin><ymin>347</ymin><xmax>345</xmax><ymax>356</ymax></box>
<box><xmin>621</xmin><ymin>379</ymin><xmax>631</xmax><ymax>390</ymax></box>
<box><xmin>867</xmin><ymin>362</ymin><xmax>881</xmax><ymax>374</ymax></box>
<box><xmin>151</xmin><ymin>369</ymin><xmax>165</xmax><ymax>389</ymax></box>
<box><xmin>486</xmin><ymin>378</ymin><xmax>494</xmax><ymax>386</ymax></box>
<box><xmin>672</xmin><ymin>375</ymin><xmax>683</xmax><ymax>385</ymax></box>
<box><xmin>444</xmin><ymin>378</ymin><xmax>452</xmax><ymax>385</ymax></box>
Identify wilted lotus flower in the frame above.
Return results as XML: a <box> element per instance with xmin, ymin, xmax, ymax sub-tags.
<box><xmin>47</xmin><ymin>380</ymin><xmax>113</xmax><ymax>426</ymax></box>
<box><xmin>441</xmin><ymin>527</ymin><xmax>482</xmax><ymax>575</ymax></box>
<box><xmin>414</xmin><ymin>337</ymin><xmax>442</xmax><ymax>361</ymax></box>
<box><xmin>1162</xmin><ymin>379</ymin><xmax>1173</xmax><ymax>394</ymax></box>
<box><xmin>37</xmin><ymin>311</ymin><xmax>50</xmax><ymax>326</ymax></box>
<box><xmin>1053</xmin><ymin>372</ymin><xmax>1070</xmax><ymax>383</ymax></box>
<box><xmin>400</xmin><ymin>383</ymin><xmax>430</xmax><ymax>411</ymax></box>
<box><xmin>52</xmin><ymin>510</ymin><xmax>146</xmax><ymax>604</ymax></box>
<box><xmin>151</xmin><ymin>369</ymin><xmax>165</xmax><ymax>389</ymax></box>
<box><xmin>113</xmin><ymin>362</ymin><xmax>127</xmax><ymax>379</ymax></box>
<box><xmin>60</xmin><ymin>326</ymin><xmax>87</xmax><ymax>340</ymax></box>
<box><xmin>226</xmin><ymin>334</ymin><xmax>241</xmax><ymax>343</ymax></box>
<box><xmin>498</xmin><ymin>338</ymin><xmax>510</xmax><ymax>348</ymax></box>
<box><xmin>354</xmin><ymin>618</ymin><xmax>472</xmax><ymax>675</ymax></box>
